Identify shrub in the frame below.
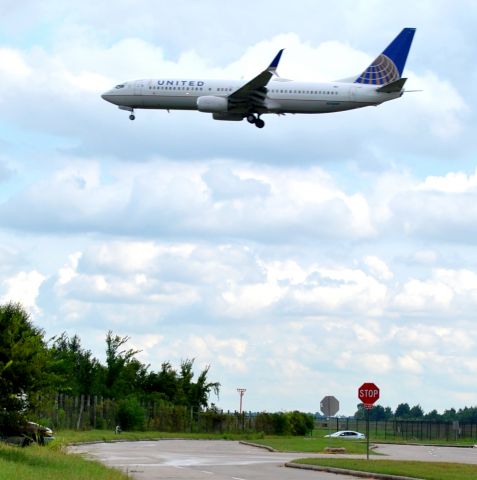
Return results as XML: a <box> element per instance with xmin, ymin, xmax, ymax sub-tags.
<box><xmin>288</xmin><ymin>411</ymin><xmax>314</xmax><ymax>436</ymax></box>
<box><xmin>115</xmin><ymin>397</ymin><xmax>145</xmax><ymax>431</ymax></box>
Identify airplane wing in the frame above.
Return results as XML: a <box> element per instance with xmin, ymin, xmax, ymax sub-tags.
<box><xmin>228</xmin><ymin>49</ymin><xmax>284</xmax><ymax>111</ymax></box>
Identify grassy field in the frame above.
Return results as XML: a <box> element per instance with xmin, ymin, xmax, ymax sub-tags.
<box><xmin>250</xmin><ymin>435</ymin><xmax>368</xmax><ymax>454</ymax></box>
<box><xmin>0</xmin><ymin>442</ymin><xmax>129</xmax><ymax>480</ymax></box>
<box><xmin>293</xmin><ymin>458</ymin><xmax>477</xmax><ymax>480</ymax></box>
<box><xmin>55</xmin><ymin>429</ymin><xmax>258</xmax><ymax>445</ymax></box>
<box><xmin>329</xmin><ymin>424</ymin><xmax>477</xmax><ymax>446</ymax></box>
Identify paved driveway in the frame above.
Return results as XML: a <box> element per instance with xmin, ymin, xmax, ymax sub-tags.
<box><xmin>70</xmin><ymin>440</ymin><xmax>352</xmax><ymax>480</ymax></box>
<box><xmin>70</xmin><ymin>439</ymin><xmax>477</xmax><ymax>480</ymax></box>
<box><xmin>374</xmin><ymin>443</ymin><xmax>477</xmax><ymax>464</ymax></box>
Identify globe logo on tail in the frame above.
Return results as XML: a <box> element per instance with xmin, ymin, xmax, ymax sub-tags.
<box><xmin>355</xmin><ymin>54</ymin><xmax>400</xmax><ymax>85</ymax></box>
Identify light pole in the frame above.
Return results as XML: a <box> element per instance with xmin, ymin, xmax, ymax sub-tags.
<box><xmin>237</xmin><ymin>388</ymin><xmax>246</xmax><ymax>414</ymax></box>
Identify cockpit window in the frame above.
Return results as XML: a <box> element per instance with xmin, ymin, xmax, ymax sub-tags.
<box><xmin>115</xmin><ymin>84</ymin><xmax>125</xmax><ymax>89</ymax></box>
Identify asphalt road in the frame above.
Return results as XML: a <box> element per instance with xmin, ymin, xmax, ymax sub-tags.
<box><xmin>70</xmin><ymin>439</ymin><xmax>477</xmax><ymax>480</ymax></box>
<box><xmin>374</xmin><ymin>442</ymin><xmax>477</xmax><ymax>464</ymax></box>
<box><xmin>70</xmin><ymin>440</ymin><xmax>351</xmax><ymax>480</ymax></box>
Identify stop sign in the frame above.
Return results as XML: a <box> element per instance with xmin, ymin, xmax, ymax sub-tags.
<box><xmin>358</xmin><ymin>382</ymin><xmax>380</xmax><ymax>406</ymax></box>
<box><xmin>320</xmin><ymin>395</ymin><xmax>339</xmax><ymax>417</ymax></box>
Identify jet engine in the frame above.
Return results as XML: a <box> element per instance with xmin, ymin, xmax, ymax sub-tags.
<box><xmin>197</xmin><ymin>96</ymin><xmax>228</xmax><ymax>113</ymax></box>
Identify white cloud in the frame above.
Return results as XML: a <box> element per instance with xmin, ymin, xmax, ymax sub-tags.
<box><xmin>1</xmin><ymin>2</ymin><xmax>477</xmax><ymax>415</ymax></box>
<box><xmin>394</xmin><ymin>277</ymin><xmax>454</xmax><ymax>311</ymax></box>
<box><xmin>292</xmin><ymin>266</ymin><xmax>388</xmax><ymax>315</ymax></box>
<box><xmin>1</xmin><ymin>270</ymin><xmax>46</xmax><ymax>314</ymax></box>
<box><xmin>0</xmin><ymin>47</ymin><xmax>32</xmax><ymax>80</ymax></box>
<box><xmin>419</xmin><ymin>169</ymin><xmax>477</xmax><ymax>194</ymax></box>
<box><xmin>364</xmin><ymin>256</ymin><xmax>393</xmax><ymax>280</ymax></box>
<box><xmin>398</xmin><ymin>354</ymin><xmax>423</xmax><ymax>374</ymax></box>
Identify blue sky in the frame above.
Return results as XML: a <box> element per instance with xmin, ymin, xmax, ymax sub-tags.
<box><xmin>1</xmin><ymin>0</ymin><xmax>477</xmax><ymax>415</ymax></box>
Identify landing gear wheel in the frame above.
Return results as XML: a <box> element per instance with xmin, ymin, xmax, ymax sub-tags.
<box><xmin>129</xmin><ymin>114</ymin><xmax>135</xmax><ymax>121</ymax></box>
<box><xmin>255</xmin><ymin>118</ymin><xmax>265</xmax><ymax>128</ymax></box>
<box><xmin>246</xmin><ymin>114</ymin><xmax>256</xmax><ymax>124</ymax></box>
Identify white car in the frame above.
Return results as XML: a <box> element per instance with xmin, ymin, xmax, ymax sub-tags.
<box><xmin>324</xmin><ymin>430</ymin><xmax>365</xmax><ymax>439</ymax></box>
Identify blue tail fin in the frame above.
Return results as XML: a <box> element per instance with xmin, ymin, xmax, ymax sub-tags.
<box><xmin>355</xmin><ymin>28</ymin><xmax>416</xmax><ymax>85</ymax></box>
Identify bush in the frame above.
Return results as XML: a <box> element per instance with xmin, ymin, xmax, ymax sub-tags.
<box><xmin>115</xmin><ymin>397</ymin><xmax>145</xmax><ymax>431</ymax></box>
<box><xmin>288</xmin><ymin>411</ymin><xmax>314</xmax><ymax>436</ymax></box>
<box><xmin>272</xmin><ymin>413</ymin><xmax>291</xmax><ymax>435</ymax></box>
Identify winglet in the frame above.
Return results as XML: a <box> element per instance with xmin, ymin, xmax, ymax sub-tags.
<box><xmin>268</xmin><ymin>49</ymin><xmax>284</xmax><ymax>74</ymax></box>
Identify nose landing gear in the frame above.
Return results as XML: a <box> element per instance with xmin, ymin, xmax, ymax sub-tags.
<box><xmin>246</xmin><ymin>114</ymin><xmax>265</xmax><ymax>129</ymax></box>
<box><xmin>119</xmin><ymin>105</ymin><xmax>135</xmax><ymax>120</ymax></box>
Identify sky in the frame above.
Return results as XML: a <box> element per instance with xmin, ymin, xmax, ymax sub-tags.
<box><xmin>1</xmin><ymin>0</ymin><xmax>477</xmax><ymax>416</ymax></box>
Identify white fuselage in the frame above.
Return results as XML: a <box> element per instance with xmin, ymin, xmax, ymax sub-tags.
<box><xmin>102</xmin><ymin>77</ymin><xmax>401</xmax><ymax>116</ymax></box>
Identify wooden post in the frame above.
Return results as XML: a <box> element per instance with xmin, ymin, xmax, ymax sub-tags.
<box><xmin>76</xmin><ymin>395</ymin><xmax>84</xmax><ymax>430</ymax></box>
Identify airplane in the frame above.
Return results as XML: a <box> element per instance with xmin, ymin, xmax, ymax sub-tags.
<box><xmin>101</xmin><ymin>28</ymin><xmax>416</xmax><ymax>128</ymax></box>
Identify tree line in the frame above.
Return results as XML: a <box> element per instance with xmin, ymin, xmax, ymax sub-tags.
<box><xmin>354</xmin><ymin>402</ymin><xmax>477</xmax><ymax>422</ymax></box>
<box><xmin>0</xmin><ymin>302</ymin><xmax>220</xmax><ymax>432</ymax></box>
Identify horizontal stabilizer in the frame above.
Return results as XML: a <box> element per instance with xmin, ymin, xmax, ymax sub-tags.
<box><xmin>376</xmin><ymin>77</ymin><xmax>407</xmax><ymax>93</ymax></box>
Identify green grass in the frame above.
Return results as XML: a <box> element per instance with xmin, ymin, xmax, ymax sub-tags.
<box><xmin>250</xmin><ymin>435</ymin><xmax>368</xmax><ymax>454</ymax></box>
<box><xmin>334</xmin><ymin>426</ymin><xmax>477</xmax><ymax>446</ymax></box>
<box><xmin>0</xmin><ymin>442</ymin><xmax>129</xmax><ymax>480</ymax></box>
<box><xmin>293</xmin><ymin>458</ymin><xmax>477</xmax><ymax>480</ymax></box>
<box><xmin>55</xmin><ymin>429</ymin><xmax>263</xmax><ymax>445</ymax></box>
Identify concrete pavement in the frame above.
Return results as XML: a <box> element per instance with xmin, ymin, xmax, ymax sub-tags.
<box><xmin>70</xmin><ymin>439</ymin><xmax>477</xmax><ymax>480</ymax></box>
<box><xmin>70</xmin><ymin>439</ymin><xmax>353</xmax><ymax>480</ymax></box>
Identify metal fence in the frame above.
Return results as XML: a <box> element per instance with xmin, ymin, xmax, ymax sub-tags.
<box><xmin>321</xmin><ymin>418</ymin><xmax>477</xmax><ymax>441</ymax></box>
<box><xmin>32</xmin><ymin>394</ymin><xmax>254</xmax><ymax>433</ymax></box>
<box><xmin>32</xmin><ymin>395</ymin><xmax>477</xmax><ymax>439</ymax></box>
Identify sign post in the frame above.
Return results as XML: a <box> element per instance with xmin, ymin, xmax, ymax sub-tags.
<box><xmin>320</xmin><ymin>396</ymin><xmax>339</xmax><ymax>442</ymax></box>
<box><xmin>358</xmin><ymin>382</ymin><xmax>380</xmax><ymax>460</ymax></box>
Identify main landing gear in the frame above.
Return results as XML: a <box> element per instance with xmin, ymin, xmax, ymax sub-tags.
<box><xmin>246</xmin><ymin>114</ymin><xmax>265</xmax><ymax>129</ymax></box>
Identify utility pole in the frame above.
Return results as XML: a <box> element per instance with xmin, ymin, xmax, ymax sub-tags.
<box><xmin>237</xmin><ymin>388</ymin><xmax>246</xmax><ymax>414</ymax></box>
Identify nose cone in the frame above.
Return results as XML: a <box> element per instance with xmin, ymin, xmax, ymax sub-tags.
<box><xmin>101</xmin><ymin>91</ymin><xmax>113</xmax><ymax>103</ymax></box>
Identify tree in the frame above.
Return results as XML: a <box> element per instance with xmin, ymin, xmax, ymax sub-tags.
<box><xmin>0</xmin><ymin>303</ymin><xmax>55</xmax><ymax>433</ymax></box>
<box><xmin>384</xmin><ymin>406</ymin><xmax>393</xmax><ymax>419</ymax></box>
<box><xmin>189</xmin><ymin>364</ymin><xmax>220</xmax><ymax>410</ymax></box>
<box><xmin>457</xmin><ymin>407</ymin><xmax>477</xmax><ymax>422</ymax></box>
<box><xmin>50</xmin><ymin>333</ymin><xmax>102</xmax><ymax>396</ymax></box>
<box><xmin>442</xmin><ymin>408</ymin><xmax>457</xmax><ymax>421</ymax></box>
<box><xmin>355</xmin><ymin>404</ymin><xmax>393</xmax><ymax>421</ymax></box>
<box><xmin>409</xmin><ymin>404</ymin><xmax>424</xmax><ymax>418</ymax></box>
<box><xmin>395</xmin><ymin>403</ymin><xmax>411</xmax><ymax>418</ymax></box>
<box><xmin>354</xmin><ymin>403</ymin><xmax>366</xmax><ymax>419</ymax></box>
<box><xmin>104</xmin><ymin>331</ymin><xmax>145</xmax><ymax>398</ymax></box>
<box><xmin>176</xmin><ymin>359</ymin><xmax>220</xmax><ymax>410</ymax></box>
<box><xmin>143</xmin><ymin>362</ymin><xmax>179</xmax><ymax>402</ymax></box>
<box><xmin>425</xmin><ymin>409</ymin><xmax>441</xmax><ymax>421</ymax></box>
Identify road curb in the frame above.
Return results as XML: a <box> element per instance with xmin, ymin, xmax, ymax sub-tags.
<box><xmin>285</xmin><ymin>462</ymin><xmax>423</xmax><ymax>480</ymax></box>
<box><xmin>239</xmin><ymin>441</ymin><xmax>276</xmax><ymax>452</ymax></box>
<box><xmin>375</xmin><ymin>442</ymin><xmax>476</xmax><ymax>449</ymax></box>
